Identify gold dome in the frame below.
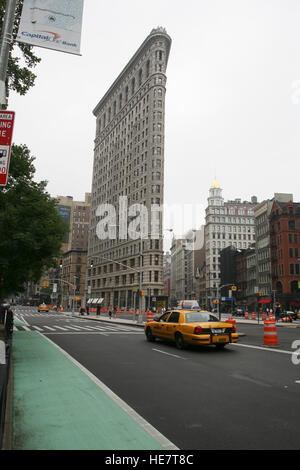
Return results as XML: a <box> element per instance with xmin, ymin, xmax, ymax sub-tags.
<box><xmin>210</xmin><ymin>179</ymin><xmax>220</xmax><ymax>189</ymax></box>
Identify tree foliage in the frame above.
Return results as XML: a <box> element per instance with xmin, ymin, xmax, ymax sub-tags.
<box><xmin>0</xmin><ymin>144</ymin><xmax>68</xmax><ymax>297</ymax></box>
<box><xmin>0</xmin><ymin>0</ymin><xmax>41</xmax><ymax>98</ymax></box>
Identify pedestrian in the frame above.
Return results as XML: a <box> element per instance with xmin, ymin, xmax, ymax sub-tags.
<box><xmin>108</xmin><ymin>307</ymin><xmax>112</xmax><ymax>319</ymax></box>
<box><xmin>275</xmin><ymin>306</ymin><xmax>281</xmax><ymax>322</ymax></box>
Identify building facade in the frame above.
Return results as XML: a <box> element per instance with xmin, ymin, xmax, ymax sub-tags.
<box><xmin>205</xmin><ymin>180</ymin><xmax>257</xmax><ymax>303</ymax></box>
<box><xmin>87</xmin><ymin>28</ymin><xmax>172</xmax><ymax>309</ymax></box>
<box><xmin>254</xmin><ymin>193</ymin><xmax>293</xmax><ymax>301</ymax></box>
<box><xmin>270</xmin><ymin>199</ymin><xmax>300</xmax><ymax>310</ymax></box>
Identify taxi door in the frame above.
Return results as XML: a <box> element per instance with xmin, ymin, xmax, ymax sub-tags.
<box><xmin>151</xmin><ymin>312</ymin><xmax>171</xmax><ymax>339</ymax></box>
<box><xmin>164</xmin><ymin>311</ymin><xmax>181</xmax><ymax>340</ymax></box>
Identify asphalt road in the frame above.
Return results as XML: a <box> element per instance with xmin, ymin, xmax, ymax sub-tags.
<box><xmin>14</xmin><ymin>307</ymin><xmax>300</xmax><ymax>450</ymax></box>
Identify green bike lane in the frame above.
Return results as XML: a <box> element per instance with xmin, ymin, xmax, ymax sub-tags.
<box><xmin>10</xmin><ymin>317</ymin><xmax>177</xmax><ymax>450</ymax></box>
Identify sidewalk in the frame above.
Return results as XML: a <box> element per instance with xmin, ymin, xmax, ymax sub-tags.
<box><xmin>3</xmin><ymin>315</ymin><xmax>177</xmax><ymax>450</ymax></box>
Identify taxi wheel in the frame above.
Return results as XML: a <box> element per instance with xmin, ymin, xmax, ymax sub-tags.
<box><xmin>175</xmin><ymin>333</ymin><xmax>186</xmax><ymax>350</ymax></box>
<box><xmin>146</xmin><ymin>327</ymin><xmax>156</xmax><ymax>342</ymax></box>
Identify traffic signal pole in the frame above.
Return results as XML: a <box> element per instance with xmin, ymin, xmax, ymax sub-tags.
<box><xmin>0</xmin><ymin>0</ymin><xmax>18</xmax><ymax>108</ymax></box>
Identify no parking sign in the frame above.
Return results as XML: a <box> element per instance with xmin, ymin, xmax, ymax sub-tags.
<box><xmin>0</xmin><ymin>110</ymin><xmax>15</xmax><ymax>186</ymax></box>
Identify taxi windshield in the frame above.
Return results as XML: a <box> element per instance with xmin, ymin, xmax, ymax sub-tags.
<box><xmin>185</xmin><ymin>312</ymin><xmax>219</xmax><ymax>323</ymax></box>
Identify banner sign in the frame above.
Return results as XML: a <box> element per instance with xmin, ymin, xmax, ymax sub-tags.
<box><xmin>0</xmin><ymin>111</ymin><xmax>15</xmax><ymax>187</ymax></box>
<box><xmin>17</xmin><ymin>0</ymin><xmax>84</xmax><ymax>55</ymax></box>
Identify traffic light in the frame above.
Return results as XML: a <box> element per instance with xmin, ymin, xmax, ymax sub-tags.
<box><xmin>59</xmin><ymin>259</ymin><xmax>63</xmax><ymax>268</ymax></box>
<box><xmin>90</xmin><ymin>259</ymin><xmax>94</xmax><ymax>268</ymax></box>
<box><xmin>140</xmin><ymin>290</ymin><xmax>144</xmax><ymax>296</ymax></box>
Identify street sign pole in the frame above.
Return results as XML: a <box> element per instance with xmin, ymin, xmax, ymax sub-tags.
<box><xmin>0</xmin><ymin>0</ymin><xmax>18</xmax><ymax>108</ymax></box>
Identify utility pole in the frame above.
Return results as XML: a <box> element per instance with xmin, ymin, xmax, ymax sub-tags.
<box><xmin>0</xmin><ymin>0</ymin><xmax>18</xmax><ymax>108</ymax></box>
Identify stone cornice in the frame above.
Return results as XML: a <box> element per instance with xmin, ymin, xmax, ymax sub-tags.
<box><xmin>93</xmin><ymin>28</ymin><xmax>171</xmax><ymax>117</ymax></box>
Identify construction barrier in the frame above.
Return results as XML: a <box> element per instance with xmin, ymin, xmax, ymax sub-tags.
<box><xmin>245</xmin><ymin>312</ymin><xmax>249</xmax><ymax>319</ymax></box>
<box><xmin>264</xmin><ymin>319</ymin><xmax>278</xmax><ymax>346</ymax></box>
<box><xmin>262</xmin><ymin>312</ymin><xmax>266</xmax><ymax>321</ymax></box>
<box><xmin>226</xmin><ymin>317</ymin><xmax>236</xmax><ymax>331</ymax></box>
<box><xmin>147</xmin><ymin>310</ymin><xmax>154</xmax><ymax>322</ymax></box>
<box><xmin>252</xmin><ymin>312</ymin><xmax>256</xmax><ymax>320</ymax></box>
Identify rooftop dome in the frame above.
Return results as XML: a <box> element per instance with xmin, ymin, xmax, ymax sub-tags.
<box><xmin>210</xmin><ymin>179</ymin><xmax>221</xmax><ymax>189</ymax></box>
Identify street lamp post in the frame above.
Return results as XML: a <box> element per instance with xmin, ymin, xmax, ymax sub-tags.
<box><xmin>0</xmin><ymin>0</ymin><xmax>18</xmax><ymax>108</ymax></box>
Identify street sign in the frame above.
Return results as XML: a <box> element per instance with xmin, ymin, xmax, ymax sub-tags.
<box><xmin>0</xmin><ymin>111</ymin><xmax>15</xmax><ymax>186</ymax></box>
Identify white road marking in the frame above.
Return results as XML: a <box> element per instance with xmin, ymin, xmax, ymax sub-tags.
<box><xmin>152</xmin><ymin>348</ymin><xmax>185</xmax><ymax>360</ymax></box>
<box><xmin>232</xmin><ymin>343</ymin><xmax>293</xmax><ymax>355</ymax></box>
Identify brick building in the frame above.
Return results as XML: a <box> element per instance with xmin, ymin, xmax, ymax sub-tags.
<box><xmin>270</xmin><ymin>199</ymin><xmax>300</xmax><ymax>310</ymax></box>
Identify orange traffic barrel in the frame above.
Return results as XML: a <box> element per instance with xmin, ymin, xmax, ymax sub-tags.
<box><xmin>252</xmin><ymin>312</ymin><xmax>256</xmax><ymax>320</ymax></box>
<box><xmin>226</xmin><ymin>317</ymin><xmax>237</xmax><ymax>331</ymax></box>
<box><xmin>262</xmin><ymin>312</ymin><xmax>266</xmax><ymax>321</ymax></box>
<box><xmin>245</xmin><ymin>312</ymin><xmax>249</xmax><ymax>319</ymax></box>
<box><xmin>264</xmin><ymin>320</ymin><xmax>278</xmax><ymax>346</ymax></box>
<box><xmin>147</xmin><ymin>310</ymin><xmax>154</xmax><ymax>322</ymax></box>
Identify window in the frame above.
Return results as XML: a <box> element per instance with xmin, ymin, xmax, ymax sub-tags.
<box><xmin>167</xmin><ymin>312</ymin><xmax>180</xmax><ymax>323</ymax></box>
<box><xmin>146</xmin><ymin>60</ymin><xmax>150</xmax><ymax>77</ymax></box>
<box><xmin>288</xmin><ymin>220</ymin><xmax>295</xmax><ymax>230</ymax></box>
<box><xmin>131</xmin><ymin>78</ymin><xmax>135</xmax><ymax>95</ymax></box>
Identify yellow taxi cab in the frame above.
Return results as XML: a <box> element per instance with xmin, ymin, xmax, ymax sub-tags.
<box><xmin>37</xmin><ymin>303</ymin><xmax>49</xmax><ymax>312</ymax></box>
<box><xmin>144</xmin><ymin>309</ymin><xmax>239</xmax><ymax>349</ymax></box>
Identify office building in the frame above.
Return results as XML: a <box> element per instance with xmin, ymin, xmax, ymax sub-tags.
<box><xmin>87</xmin><ymin>28</ymin><xmax>172</xmax><ymax>308</ymax></box>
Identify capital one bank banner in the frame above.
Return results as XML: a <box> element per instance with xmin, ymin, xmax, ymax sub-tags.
<box><xmin>17</xmin><ymin>0</ymin><xmax>84</xmax><ymax>55</ymax></box>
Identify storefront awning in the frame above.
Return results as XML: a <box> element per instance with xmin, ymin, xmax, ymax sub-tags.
<box><xmin>258</xmin><ymin>298</ymin><xmax>272</xmax><ymax>304</ymax></box>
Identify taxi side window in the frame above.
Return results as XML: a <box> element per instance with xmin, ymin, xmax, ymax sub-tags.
<box><xmin>160</xmin><ymin>312</ymin><xmax>170</xmax><ymax>322</ymax></box>
<box><xmin>167</xmin><ymin>312</ymin><xmax>180</xmax><ymax>323</ymax></box>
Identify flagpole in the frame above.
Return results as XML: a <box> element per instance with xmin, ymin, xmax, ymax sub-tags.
<box><xmin>0</xmin><ymin>0</ymin><xmax>18</xmax><ymax>109</ymax></box>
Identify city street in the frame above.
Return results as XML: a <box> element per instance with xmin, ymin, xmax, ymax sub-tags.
<box><xmin>13</xmin><ymin>306</ymin><xmax>300</xmax><ymax>450</ymax></box>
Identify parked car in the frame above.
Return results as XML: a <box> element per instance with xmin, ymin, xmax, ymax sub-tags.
<box><xmin>281</xmin><ymin>311</ymin><xmax>297</xmax><ymax>320</ymax></box>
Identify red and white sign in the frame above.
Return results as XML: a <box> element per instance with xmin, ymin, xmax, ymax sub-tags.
<box><xmin>0</xmin><ymin>111</ymin><xmax>15</xmax><ymax>186</ymax></box>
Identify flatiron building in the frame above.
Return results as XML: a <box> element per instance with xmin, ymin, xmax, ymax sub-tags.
<box><xmin>87</xmin><ymin>28</ymin><xmax>171</xmax><ymax>309</ymax></box>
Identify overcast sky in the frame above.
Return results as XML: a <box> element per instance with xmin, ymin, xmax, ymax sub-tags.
<box><xmin>9</xmin><ymin>0</ymin><xmax>300</xmax><ymax>241</ymax></box>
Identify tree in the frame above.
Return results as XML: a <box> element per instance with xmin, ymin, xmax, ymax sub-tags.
<box><xmin>0</xmin><ymin>144</ymin><xmax>68</xmax><ymax>298</ymax></box>
<box><xmin>0</xmin><ymin>0</ymin><xmax>41</xmax><ymax>98</ymax></box>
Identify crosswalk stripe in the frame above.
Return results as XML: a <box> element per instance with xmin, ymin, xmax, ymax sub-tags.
<box><xmin>32</xmin><ymin>326</ymin><xmax>43</xmax><ymax>331</ymax></box>
<box><xmin>43</xmin><ymin>326</ymin><xmax>56</xmax><ymax>331</ymax></box>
